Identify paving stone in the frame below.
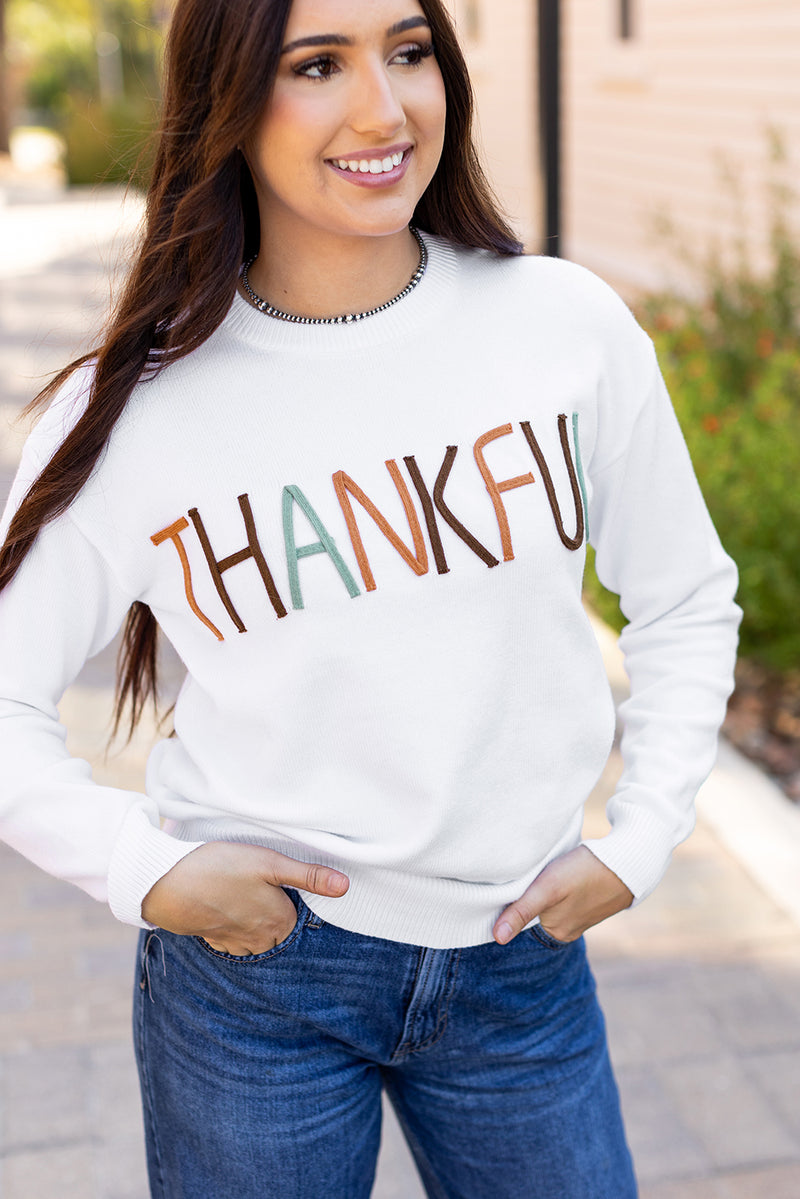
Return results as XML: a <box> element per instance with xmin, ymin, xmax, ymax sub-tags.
<box><xmin>1</xmin><ymin>1046</ymin><xmax>91</xmax><ymax>1152</ymax></box>
<box><xmin>0</xmin><ymin>933</ymin><xmax>33</xmax><ymax>964</ymax></box>
<box><xmin>744</xmin><ymin>1049</ymin><xmax>800</xmax><ymax>1141</ymax></box>
<box><xmin>659</xmin><ymin>1054</ymin><xmax>800</xmax><ymax>1170</ymax></box>
<box><xmin>372</xmin><ymin>1094</ymin><xmax>426</xmax><ymax>1199</ymax></box>
<box><xmin>89</xmin><ymin>1044</ymin><xmax>149</xmax><ymax>1199</ymax></box>
<box><xmin>600</xmin><ymin>974</ymin><xmax>726</xmax><ymax>1067</ymax></box>
<box><xmin>0</xmin><ymin>842</ymin><xmax>34</xmax><ymax>880</ymax></box>
<box><xmin>89</xmin><ymin>1043</ymin><xmax>143</xmax><ymax>1129</ymax></box>
<box><xmin>24</xmin><ymin>876</ymin><xmax>96</xmax><ymax>911</ymax></box>
<box><xmin>689</xmin><ymin>962</ymin><xmax>800</xmax><ymax>1054</ymax></box>
<box><xmin>0</xmin><ymin>980</ymin><xmax>31</xmax><ymax>1014</ymax></box>
<box><xmin>639</xmin><ymin>1177</ymin><xmax>727</xmax><ymax>1199</ymax></box>
<box><xmin>94</xmin><ymin>1139</ymin><xmax>151</xmax><ymax>1199</ymax></box>
<box><xmin>718</xmin><ymin>1163</ymin><xmax>800</xmax><ymax>1198</ymax></box>
<box><xmin>736</xmin><ymin>939</ymin><xmax>800</xmax><ymax>1023</ymax></box>
<box><xmin>2</xmin><ymin>1142</ymin><xmax>95</xmax><ymax>1199</ymax></box>
<box><xmin>614</xmin><ymin>1065</ymin><xmax>709</xmax><ymax>1184</ymax></box>
<box><xmin>78</xmin><ymin>938</ymin><xmax>140</xmax><ymax>981</ymax></box>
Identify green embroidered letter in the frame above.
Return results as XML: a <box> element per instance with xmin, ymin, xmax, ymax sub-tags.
<box><xmin>282</xmin><ymin>486</ymin><xmax>361</xmax><ymax>610</ymax></box>
<box><xmin>572</xmin><ymin>413</ymin><xmax>590</xmax><ymax>542</ymax></box>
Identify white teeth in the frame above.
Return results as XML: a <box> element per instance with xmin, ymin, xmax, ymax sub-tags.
<box><xmin>335</xmin><ymin>152</ymin><xmax>406</xmax><ymax>175</ymax></box>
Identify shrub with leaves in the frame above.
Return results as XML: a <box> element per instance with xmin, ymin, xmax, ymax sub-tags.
<box><xmin>9</xmin><ymin>0</ymin><xmax>162</xmax><ymax>186</ymax></box>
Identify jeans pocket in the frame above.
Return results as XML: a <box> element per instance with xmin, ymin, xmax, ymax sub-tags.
<box><xmin>193</xmin><ymin>891</ymin><xmax>308</xmax><ymax>964</ymax></box>
<box><xmin>526</xmin><ymin>921</ymin><xmax>575</xmax><ymax>950</ymax></box>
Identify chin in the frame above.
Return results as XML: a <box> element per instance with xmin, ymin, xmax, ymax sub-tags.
<box><xmin>336</xmin><ymin>207</ymin><xmax>422</xmax><ymax>239</ymax></box>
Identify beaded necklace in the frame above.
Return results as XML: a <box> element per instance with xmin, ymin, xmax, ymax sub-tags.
<box><xmin>240</xmin><ymin>227</ymin><xmax>428</xmax><ymax>326</ymax></box>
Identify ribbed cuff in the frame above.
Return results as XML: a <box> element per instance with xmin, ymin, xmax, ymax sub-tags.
<box><xmin>581</xmin><ymin>799</ymin><xmax>684</xmax><ymax>905</ymax></box>
<box><xmin>107</xmin><ymin>804</ymin><xmax>205</xmax><ymax>927</ymax></box>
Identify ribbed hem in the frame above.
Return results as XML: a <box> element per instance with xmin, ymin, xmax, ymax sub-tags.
<box><xmin>298</xmin><ymin>872</ymin><xmax>526</xmax><ymax>948</ymax></box>
<box><xmin>107</xmin><ymin>805</ymin><xmax>205</xmax><ymax>928</ymax></box>
<box><xmin>582</xmin><ymin>799</ymin><xmax>682</xmax><ymax>905</ymax></box>
<box><xmin>167</xmin><ymin>814</ymin><xmax>585</xmax><ymax>948</ymax></box>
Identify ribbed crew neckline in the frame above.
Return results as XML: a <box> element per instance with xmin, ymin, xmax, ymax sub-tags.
<box><xmin>225</xmin><ymin>232</ymin><xmax>461</xmax><ymax>355</ymax></box>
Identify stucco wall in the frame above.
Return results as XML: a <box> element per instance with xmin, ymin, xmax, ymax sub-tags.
<box><xmin>565</xmin><ymin>0</ymin><xmax>800</xmax><ymax>293</ymax></box>
<box><xmin>446</xmin><ymin>0</ymin><xmax>541</xmax><ymax>249</ymax></box>
<box><xmin>446</xmin><ymin>1</ymin><xmax>800</xmax><ymax>295</ymax></box>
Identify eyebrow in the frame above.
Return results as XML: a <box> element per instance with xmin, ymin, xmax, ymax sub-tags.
<box><xmin>281</xmin><ymin>17</ymin><xmax>431</xmax><ymax>55</ymax></box>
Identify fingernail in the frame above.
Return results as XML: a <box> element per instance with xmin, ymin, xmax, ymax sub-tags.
<box><xmin>495</xmin><ymin>921</ymin><xmax>514</xmax><ymax>945</ymax></box>
<box><xmin>328</xmin><ymin>872</ymin><xmax>348</xmax><ymax>893</ymax></box>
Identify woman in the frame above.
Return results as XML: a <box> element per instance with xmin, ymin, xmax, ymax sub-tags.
<box><xmin>0</xmin><ymin>0</ymin><xmax>740</xmax><ymax>1195</ymax></box>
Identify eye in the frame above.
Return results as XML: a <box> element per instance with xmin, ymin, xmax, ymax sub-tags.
<box><xmin>391</xmin><ymin>41</ymin><xmax>435</xmax><ymax>68</ymax></box>
<box><xmin>292</xmin><ymin>54</ymin><xmax>341</xmax><ymax>81</ymax></box>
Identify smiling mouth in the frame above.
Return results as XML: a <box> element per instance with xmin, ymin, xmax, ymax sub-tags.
<box><xmin>329</xmin><ymin>149</ymin><xmax>410</xmax><ymax>176</ymax></box>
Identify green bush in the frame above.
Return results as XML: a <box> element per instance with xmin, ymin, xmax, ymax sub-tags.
<box><xmin>584</xmin><ymin>138</ymin><xmax>800</xmax><ymax>672</ymax></box>
<box><xmin>60</xmin><ymin>94</ymin><xmax>157</xmax><ymax>187</ymax></box>
<box><xmin>11</xmin><ymin>0</ymin><xmax>162</xmax><ymax>187</ymax></box>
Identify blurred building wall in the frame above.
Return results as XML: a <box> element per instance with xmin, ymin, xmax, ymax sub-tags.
<box><xmin>446</xmin><ymin>0</ymin><xmax>542</xmax><ymax>249</ymax></box>
<box><xmin>566</xmin><ymin>0</ymin><xmax>800</xmax><ymax>293</ymax></box>
<box><xmin>448</xmin><ymin>1</ymin><xmax>800</xmax><ymax>295</ymax></box>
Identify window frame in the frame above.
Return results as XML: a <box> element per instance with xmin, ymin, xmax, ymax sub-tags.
<box><xmin>619</xmin><ymin>0</ymin><xmax>634</xmax><ymax>40</ymax></box>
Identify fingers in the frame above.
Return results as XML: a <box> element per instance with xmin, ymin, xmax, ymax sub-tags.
<box><xmin>493</xmin><ymin>848</ymin><xmax>580</xmax><ymax>944</ymax></box>
<box><xmin>493</xmin><ymin>886</ymin><xmax>548</xmax><ymax>945</ymax></box>
<box><xmin>203</xmin><ymin>895</ymin><xmax>299</xmax><ymax>955</ymax></box>
<box><xmin>492</xmin><ymin>846</ymin><xmax>635</xmax><ymax>946</ymax></box>
<box><xmin>257</xmin><ymin>847</ymin><xmax>350</xmax><ymax>897</ymax></box>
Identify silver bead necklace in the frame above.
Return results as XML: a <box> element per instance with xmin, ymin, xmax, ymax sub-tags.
<box><xmin>240</xmin><ymin>227</ymin><xmax>428</xmax><ymax>326</ymax></box>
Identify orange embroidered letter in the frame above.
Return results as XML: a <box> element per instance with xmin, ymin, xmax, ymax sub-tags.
<box><xmin>151</xmin><ymin>518</ymin><xmax>225</xmax><ymax>642</ymax></box>
<box><xmin>473</xmin><ymin>425</ymin><xmax>536</xmax><ymax>562</ymax></box>
<box><xmin>332</xmin><ymin>461</ymin><xmax>429</xmax><ymax>592</ymax></box>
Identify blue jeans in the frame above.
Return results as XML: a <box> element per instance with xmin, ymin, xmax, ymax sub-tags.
<box><xmin>134</xmin><ymin>890</ymin><xmax>637</xmax><ymax>1198</ymax></box>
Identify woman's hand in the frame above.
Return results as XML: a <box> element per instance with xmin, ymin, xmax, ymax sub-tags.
<box><xmin>141</xmin><ymin>842</ymin><xmax>349</xmax><ymax>955</ymax></box>
<box><xmin>493</xmin><ymin>845</ymin><xmax>633</xmax><ymax>945</ymax></box>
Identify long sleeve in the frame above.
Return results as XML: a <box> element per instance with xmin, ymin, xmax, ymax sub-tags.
<box><xmin>581</xmin><ymin>339</ymin><xmax>742</xmax><ymax>901</ymax></box>
<box><xmin>0</xmin><ymin>437</ymin><xmax>203</xmax><ymax>927</ymax></box>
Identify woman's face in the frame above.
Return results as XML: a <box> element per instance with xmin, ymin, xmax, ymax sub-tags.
<box><xmin>247</xmin><ymin>0</ymin><xmax>447</xmax><ymax>247</ymax></box>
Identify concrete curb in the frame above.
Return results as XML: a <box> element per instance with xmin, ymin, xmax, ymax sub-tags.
<box><xmin>697</xmin><ymin>739</ymin><xmax>800</xmax><ymax>929</ymax></box>
<box><xmin>589</xmin><ymin>609</ymin><xmax>800</xmax><ymax>930</ymax></box>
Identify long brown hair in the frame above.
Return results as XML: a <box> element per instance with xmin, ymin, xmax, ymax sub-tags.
<box><xmin>0</xmin><ymin>0</ymin><xmax>523</xmax><ymax>740</ymax></box>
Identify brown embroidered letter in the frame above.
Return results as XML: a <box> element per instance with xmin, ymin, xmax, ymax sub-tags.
<box><xmin>188</xmin><ymin>494</ymin><xmax>288</xmax><ymax>633</ymax></box>
<box><xmin>402</xmin><ymin>456</ymin><xmax>450</xmax><ymax>576</ymax></box>
<box><xmin>405</xmin><ymin>450</ymin><xmax>499</xmax><ymax>571</ymax></box>
<box><xmin>520</xmin><ymin>417</ymin><xmax>585</xmax><ymax>550</ymax></box>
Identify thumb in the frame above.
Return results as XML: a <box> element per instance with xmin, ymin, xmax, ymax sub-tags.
<box><xmin>493</xmin><ymin>854</ymin><xmax>572</xmax><ymax>944</ymax></box>
<box><xmin>493</xmin><ymin>874</ymin><xmax>552</xmax><ymax>944</ymax></box>
<box><xmin>257</xmin><ymin>847</ymin><xmax>350</xmax><ymax>897</ymax></box>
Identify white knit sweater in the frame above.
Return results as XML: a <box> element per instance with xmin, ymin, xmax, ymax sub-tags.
<box><xmin>0</xmin><ymin>235</ymin><xmax>740</xmax><ymax>947</ymax></box>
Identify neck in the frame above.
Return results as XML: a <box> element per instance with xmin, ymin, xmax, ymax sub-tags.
<box><xmin>243</xmin><ymin>226</ymin><xmax>421</xmax><ymax>320</ymax></box>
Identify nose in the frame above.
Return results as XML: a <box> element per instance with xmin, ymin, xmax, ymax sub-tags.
<box><xmin>349</xmin><ymin>59</ymin><xmax>407</xmax><ymax>138</ymax></box>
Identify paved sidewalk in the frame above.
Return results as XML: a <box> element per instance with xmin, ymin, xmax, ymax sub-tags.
<box><xmin>1</xmin><ymin>189</ymin><xmax>800</xmax><ymax>1198</ymax></box>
